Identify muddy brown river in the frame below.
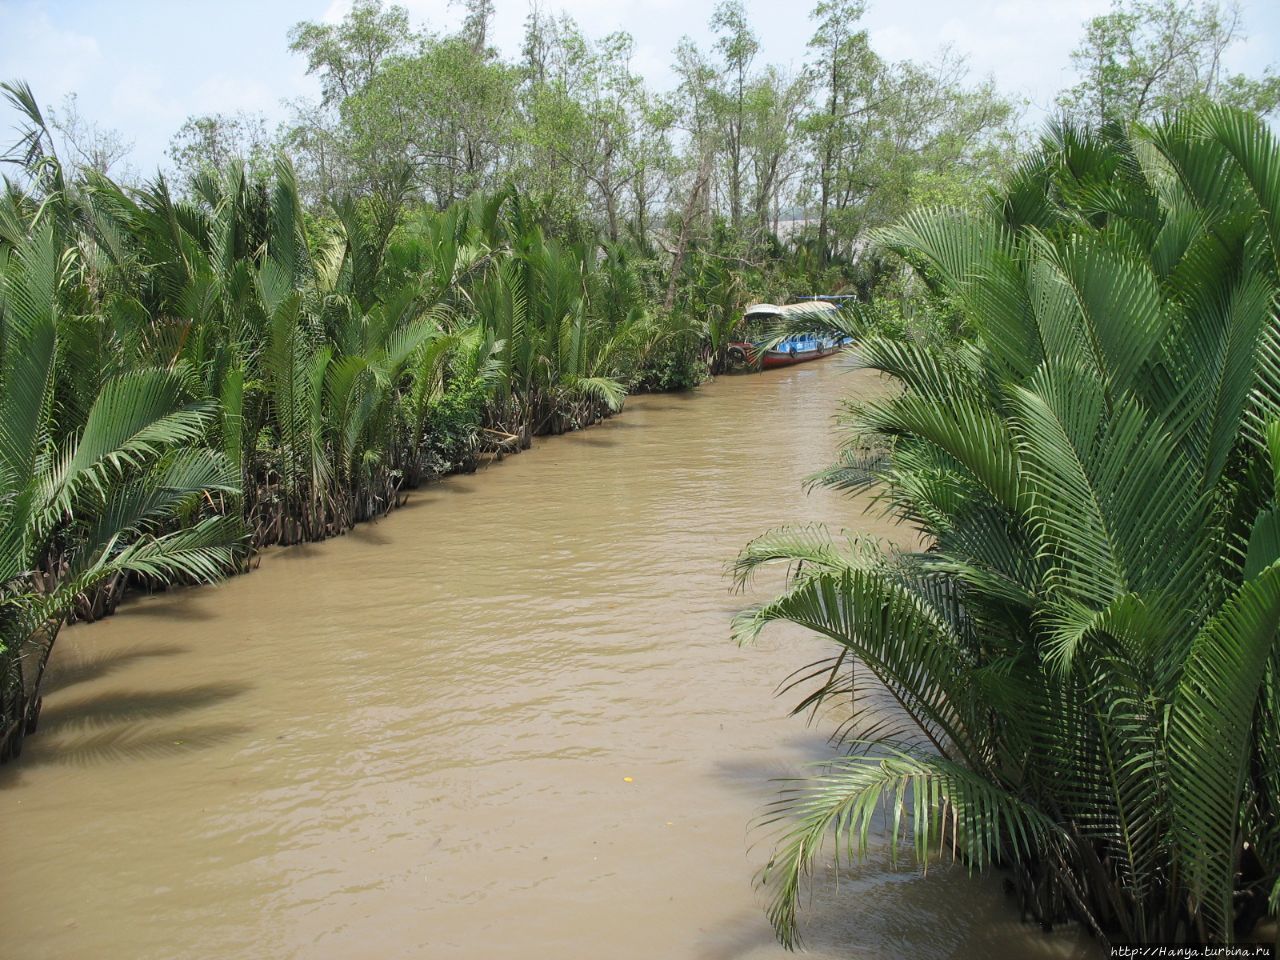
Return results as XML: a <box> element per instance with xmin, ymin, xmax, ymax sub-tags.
<box><xmin>1</xmin><ymin>359</ymin><xmax>1098</xmax><ymax>959</ymax></box>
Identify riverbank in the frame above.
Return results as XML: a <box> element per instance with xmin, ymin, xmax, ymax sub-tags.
<box><xmin>0</xmin><ymin>359</ymin><xmax>1098</xmax><ymax>960</ymax></box>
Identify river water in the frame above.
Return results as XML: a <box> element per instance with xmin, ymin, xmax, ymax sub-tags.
<box><xmin>0</xmin><ymin>359</ymin><xmax>1097</xmax><ymax>960</ymax></box>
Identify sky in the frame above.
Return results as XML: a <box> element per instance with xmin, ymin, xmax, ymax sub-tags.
<box><xmin>2</xmin><ymin>0</ymin><xmax>1278</xmax><ymax>175</ymax></box>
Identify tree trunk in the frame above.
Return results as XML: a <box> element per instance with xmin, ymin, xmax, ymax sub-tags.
<box><xmin>605</xmin><ymin>189</ymin><xmax>619</xmax><ymax>244</ymax></box>
<box><xmin>818</xmin><ymin>144</ymin><xmax>833</xmax><ymax>268</ymax></box>
<box><xmin>665</xmin><ymin>153</ymin><xmax>713</xmax><ymax>312</ymax></box>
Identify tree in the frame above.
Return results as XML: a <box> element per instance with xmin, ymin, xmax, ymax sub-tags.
<box><xmin>742</xmin><ymin>67</ymin><xmax>809</xmax><ymax>236</ymax></box>
<box><xmin>46</xmin><ymin>93</ymin><xmax>133</xmax><ymax>179</ymax></box>
<box><xmin>284</xmin><ymin>0</ymin><xmax>419</xmax><ymax>201</ymax></box>
<box><xmin>837</xmin><ymin>52</ymin><xmax>1015</xmax><ymax>235</ymax></box>
<box><xmin>1059</xmin><ymin>0</ymin><xmax>1280</xmax><ymax>123</ymax></box>
<box><xmin>167</xmin><ymin>111</ymin><xmax>273</xmax><ymax>184</ymax></box>
<box><xmin>710</xmin><ymin>1</ymin><xmax>759</xmax><ymax>233</ymax></box>
<box><xmin>288</xmin><ymin>0</ymin><xmax>413</xmax><ymax>106</ymax></box>
<box><xmin>343</xmin><ymin>36</ymin><xmax>518</xmax><ymax>205</ymax></box>
<box><xmin>456</xmin><ymin>0</ymin><xmax>496</xmax><ymax>56</ymax></box>
<box><xmin>522</xmin><ymin>30</ymin><xmax>652</xmax><ymax>242</ymax></box>
<box><xmin>801</xmin><ymin>0</ymin><xmax>877</xmax><ymax>265</ymax></box>
<box><xmin>798</xmin><ymin>9</ymin><xmax>1014</xmax><ymax>271</ymax></box>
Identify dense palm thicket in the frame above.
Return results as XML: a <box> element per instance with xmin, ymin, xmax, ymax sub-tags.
<box><xmin>736</xmin><ymin>107</ymin><xmax>1280</xmax><ymax>946</ymax></box>
<box><xmin>0</xmin><ymin>84</ymin><xmax>683</xmax><ymax>761</ymax></box>
<box><xmin>94</xmin><ymin>0</ymin><xmax>1027</xmax><ymax>311</ymax></box>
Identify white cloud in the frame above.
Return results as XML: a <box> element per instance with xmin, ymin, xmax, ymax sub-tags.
<box><xmin>191</xmin><ymin>74</ymin><xmax>292</xmax><ymax>116</ymax></box>
<box><xmin>863</xmin><ymin>0</ymin><xmax>1112</xmax><ymax>116</ymax></box>
<box><xmin>0</xmin><ymin>3</ymin><xmax>101</xmax><ymax>101</ymax></box>
<box><xmin>321</xmin><ymin>0</ymin><xmax>351</xmax><ymax>22</ymax></box>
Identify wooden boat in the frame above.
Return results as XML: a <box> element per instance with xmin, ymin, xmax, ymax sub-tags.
<box><xmin>726</xmin><ymin>300</ymin><xmax>850</xmax><ymax>369</ymax></box>
<box><xmin>727</xmin><ymin>333</ymin><xmax>846</xmax><ymax>368</ymax></box>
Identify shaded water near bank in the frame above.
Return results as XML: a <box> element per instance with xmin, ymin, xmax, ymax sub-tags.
<box><xmin>1</xmin><ymin>359</ymin><xmax>1098</xmax><ymax>960</ymax></box>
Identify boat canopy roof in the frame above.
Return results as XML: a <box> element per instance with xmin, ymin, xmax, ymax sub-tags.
<box><xmin>743</xmin><ymin>300</ymin><xmax>841</xmax><ymax>320</ymax></box>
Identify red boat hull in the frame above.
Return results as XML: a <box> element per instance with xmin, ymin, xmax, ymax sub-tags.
<box><xmin>758</xmin><ymin>345</ymin><xmax>840</xmax><ymax>368</ymax></box>
<box><xmin>727</xmin><ymin>336</ymin><xmax>850</xmax><ymax>370</ymax></box>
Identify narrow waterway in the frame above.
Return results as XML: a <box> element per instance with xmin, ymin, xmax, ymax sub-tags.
<box><xmin>1</xmin><ymin>359</ymin><xmax>1097</xmax><ymax>960</ymax></box>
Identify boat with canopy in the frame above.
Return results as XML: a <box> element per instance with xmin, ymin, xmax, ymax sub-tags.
<box><xmin>726</xmin><ymin>300</ymin><xmax>850</xmax><ymax>369</ymax></box>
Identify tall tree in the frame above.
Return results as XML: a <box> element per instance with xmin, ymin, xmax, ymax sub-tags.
<box><xmin>523</xmin><ymin>31</ymin><xmax>651</xmax><ymax>242</ymax></box>
<box><xmin>344</xmin><ymin>37</ymin><xmax>518</xmax><ymax>205</ymax></box>
<box><xmin>46</xmin><ymin>93</ymin><xmax>133</xmax><ymax>179</ymax></box>
<box><xmin>742</xmin><ymin>67</ymin><xmax>809</xmax><ymax>236</ymax></box>
<box><xmin>167</xmin><ymin>111</ymin><xmax>273</xmax><ymax>184</ymax></box>
<box><xmin>710</xmin><ymin>1</ymin><xmax>759</xmax><ymax>233</ymax></box>
<box><xmin>672</xmin><ymin>37</ymin><xmax>721</xmax><ymax>234</ymax></box>
<box><xmin>801</xmin><ymin>0</ymin><xmax>877</xmax><ymax>266</ymax></box>
<box><xmin>288</xmin><ymin>0</ymin><xmax>413</xmax><ymax>106</ymax></box>
<box><xmin>457</xmin><ymin>0</ymin><xmax>496</xmax><ymax>55</ymax></box>
<box><xmin>1058</xmin><ymin>0</ymin><xmax>1280</xmax><ymax>123</ymax></box>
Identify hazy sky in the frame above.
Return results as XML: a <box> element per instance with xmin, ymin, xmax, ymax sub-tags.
<box><xmin>2</xmin><ymin>0</ymin><xmax>1278</xmax><ymax>175</ymax></box>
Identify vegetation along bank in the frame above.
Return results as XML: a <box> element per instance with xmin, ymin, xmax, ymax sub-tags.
<box><xmin>6</xmin><ymin>0</ymin><xmax>1280</xmax><ymax>953</ymax></box>
<box><xmin>0</xmin><ymin>0</ymin><xmax>1025</xmax><ymax>763</ymax></box>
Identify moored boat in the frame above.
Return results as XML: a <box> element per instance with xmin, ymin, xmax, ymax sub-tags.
<box><xmin>726</xmin><ymin>299</ymin><xmax>851</xmax><ymax>369</ymax></box>
<box><xmin>727</xmin><ymin>333</ymin><xmax>846</xmax><ymax>368</ymax></box>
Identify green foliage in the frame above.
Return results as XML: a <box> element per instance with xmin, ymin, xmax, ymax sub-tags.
<box><xmin>0</xmin><ymin>82</ymin><xmax>688</xmax><ymax>764</ymax></box>
<box><xmin>288</xmin><ymin>0</ymin><xmax>412</xmax><ymax>106</ymax></box>
<box><xmin>0</xmin><ymin>219</ymin><xmax>242</xmax><ymax>760</ymax></box>
<box><xmin>167</xmin><ymin>111</ymin><xmax>274</xmax><ymax>186</ymax></box>
<box><xmin>861</xmin><ymin>268</ymin><xmax>966</xmax><ymax>345</ymax></box>
<box><xmin>423</xmin><ymin>371</ymin><xmax>486</xmax><ymax>475</ymax></box>
<box><xmin>252</xmin><ymin>0</ymin><xmax>1019</xmax><ymax>297</ymax></box>
<box><xmin>633</xmin><ymin>312</ymin><xmax>705</xmax><ymax>392</ymax></box>
<box><xmin>739</xmin><ymin>107</ymin><xmax>1280</xmax><ymax>947</ymax></box>
<box><xmin>1059</xmin><ymin>0</ymin><xmax>1280</xmax><ymax>124</ymax></box>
